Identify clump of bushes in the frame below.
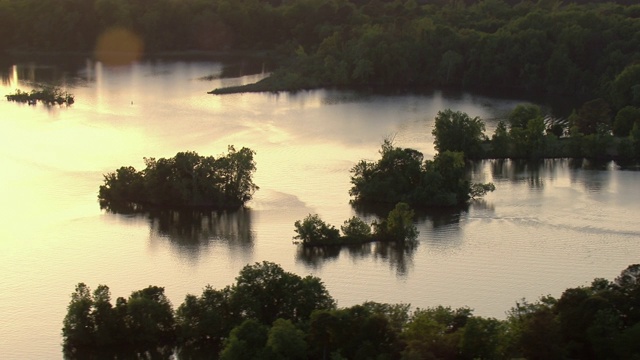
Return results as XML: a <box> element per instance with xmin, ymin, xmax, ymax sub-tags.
<box><xmin>293</xmin><ymin>202</ymin><xmax>418</xmax><ymax>246</ymax></box>
<box><xmin>5</xmin><ymin>86</ymin><xmax>74</xmax><ymax>105</ymax></box>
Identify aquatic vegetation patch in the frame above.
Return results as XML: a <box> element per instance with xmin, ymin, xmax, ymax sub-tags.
<box><xmin>5</xmin><ymin>86</ymin><xmax>74</xmax><ymax>105</ymax></box>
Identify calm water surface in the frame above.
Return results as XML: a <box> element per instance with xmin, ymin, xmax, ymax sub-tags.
<box><xmin>1</xmin><ymin>58</ymin><xmax>639</xmax><ymax>358</ymax></box>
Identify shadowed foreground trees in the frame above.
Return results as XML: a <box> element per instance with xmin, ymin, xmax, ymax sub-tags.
<box><xmin>98</xmin><ymin>146</ymin><xmax>258</xmax><ymax>211</ymax></box>
<box><xmin>62</xmin><ymin>284</ymin><xmax>175</xmax><ymax>358</ymax></box>
<box><xmin>63</xmin><ymin>262</ymin><xmax>335</xmax><ymax>358</ymax></box>
<box><xmin>63</xmin><ymin>263</ymin><xmax>640</xmax><ymax>359</ymax></box>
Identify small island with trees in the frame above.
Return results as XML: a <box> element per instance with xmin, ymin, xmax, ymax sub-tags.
<box><xmin>293</xmin><ymin>202</ymin><xmax>419</xmax><ymax>246</ymax></box>
<box><xmin>98</xmin><ymin>146</ymin><xmax>258</xmax><ymax>212</ymax></box>
<box><xmin>291</xmin><ymin>135</ymin><xmax>496</xmax><ymax>247</ymax></box>
<box><xmin>350</xmin><ymin>138</ymin><xmax>495</xmax><ymax>208</ymax></box>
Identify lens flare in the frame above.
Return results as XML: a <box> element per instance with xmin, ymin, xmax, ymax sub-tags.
<box><xmin>94</xmin><ymin>28</ymin><xmax>143</xmax><ymax>66</ymax></box>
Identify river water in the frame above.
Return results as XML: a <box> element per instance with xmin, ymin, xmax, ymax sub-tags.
<box><xmin>1</xmin><ymin>57</ymin><xmax>639</xmax><ymax>358</ymax></box>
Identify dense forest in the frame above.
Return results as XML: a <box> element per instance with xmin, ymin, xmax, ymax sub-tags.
<box><xmin>2</xmin><ymin>1</ymin><xmax>640</xmax><ymax>106</ymax></box>
<box><xmin>63</xmin><ymin>262</ymin><xmax>640</xmax><ymax>359</ymax></box>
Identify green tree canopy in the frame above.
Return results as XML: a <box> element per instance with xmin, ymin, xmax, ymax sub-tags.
<box><xmin>373</xmin><ymin>202</ymin><xmax>418</xmax><ymax>242</ymax></box>
<box><xmin>125</xmin><ymin>286</ymin><xmax>176</xmax><ymax>346</ymax></box>
<box><xmin>62</xmin><ymin>283</ymin><xmax>96</xmax><ymax>351</ymax></box>
<box><xmin>3</xmin><ymin>0</ymin><xmax>640</xmax><ymax>104</ymax></box>
<box><xmin>175</xmin><ymin>285</ymin><xmax>236</xmax><ymax>354</ymax></box>
<box><xmin>402</xmin><ymin>306</ymin><xmax>474</xmax><ymax>359</ymax></box>
<box><xmin>573</xmin><ymin>98</ymin><xmax>612</xmax><ymax>135</ymax></box>
<box><xmin>432</xmin><ymin>109</ymin><xmax>487</xmax><ymax>158</ymax></box>
<box><xmin>350</xmin><ymin>141</ymin><xmax>493</xmax><ymax>207</ymax></box>
<box><xmin>508</xmin><ymin>103</ymin><xmax>544</xmax><ymax>130</ymax></box>
<box><xmin>293</xmin><ymin>214</ymin><xmax>341</xmax><ymax>245</ymax></box>
<box><xmin>613</xmin><ymin>106</ymin><xmax>640</xmax><ymax>137</ymax></box>
<box><xmin>340</xmin><ymin>216</ymin><xmax>372</xmax><ymax>242</ymax></box>
<box><xmin>63</xmin><ymin>263</ymin><xmax>640</xmax><ymax>359</ymax></box>
<box><xmin>219</xmin><ymin>319</ymin><xmax>270</xmax><ymax>360</ymax></box>
<box><xmin>612</xmin><ymin>64</ymin><xmax>640</xmax><ymax>109</ymax></box>
<box><xmin>266</xmin><ymin>318</ymin><xmax>308</xmax><ymax>359</ymax></box>
<box><xmin>308</xmin><ymin>304</ymin><xmax>403</xmax><ymax>360</ymax></box>
<box><xmin>231</xmin><ymin>261</ymin><xmax>336</xmax><ymax>325</ymax></box>
<box><xmin>62</xmin><ymin>284</ymin><xmax>176</xmax><ymax>357</ymax></box>
<box><xmin>99</xmin><ymin>146</ymin><xmax>258</xmax><ymax>211</ymax></box>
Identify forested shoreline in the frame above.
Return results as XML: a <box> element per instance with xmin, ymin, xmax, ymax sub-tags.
<box><xmin>63</xmin><ymin>262</ymin><xmax>640</xmax><ymax>359</ymax></box>
<box><xmin>4</xmin><ymin>1</ymin><xmax>640</xmax><ymax>142</ymax></box>
<box><xmin>2</xmin><ymin>1</ymin><xmax>639</xmax><ymax>101</ymax></box>
<box><xmin>433</xmin><ymin>106</ymin><xmax>640</xmax><ymax>160</ymax></box>
<box><xmin>5</xmin><ymin>0</ymin><xmax>640</xmax><ymax>159</ymax></box>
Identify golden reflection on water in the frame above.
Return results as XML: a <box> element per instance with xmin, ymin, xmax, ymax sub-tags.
<box><xmin>10</xmin><ymin>65</ymin><xmax>18</xmax><ymax>87</ymax></box>
<box><xmin>1</xmin><ymin>59</ymin><xmax>640</xmax><ymax>359</ymax></box>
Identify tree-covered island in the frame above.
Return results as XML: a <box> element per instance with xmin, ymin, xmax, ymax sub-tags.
<box><xmin>350</xmin><ymin>139</ymin><xmax>496</xmax><ymax>208</ymax></box>
<box><xmin>291</xmin><ymin>136</ymin><xmax>495</xmax><ymax>247</ymax></box>
<box><xmin>98</xmin><ymin>146</ymin><xmax>258</xmax><ymax>211</ymax></box>
<box><xmin>293</xmin><ymin>202</ymin><xmax>420</xmax><ymax>246</ymax></box>
<box><xmin>63</xmin><ymin>262</ymin><xmax>640</xmax><ymax>359</ymax></box>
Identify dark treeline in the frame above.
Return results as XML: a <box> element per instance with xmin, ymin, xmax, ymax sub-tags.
<box><xmin>203</xmin><ymin>0</ymin><xmax>640</xmax><ymax>111</ymax></box>
<box><xmin>2</xmin><ymin>1</ymin><xmax>640</xmax><ymax>105</ymax></box>
<box><xmin>63</xmin><ymin>262</ymin><xmax>640</xmax><ymax>359</ymax></box>
<box><xmin>98</xmin><ymin>146</ymin><xmax>258</xmax><ymax>211</ymax></box>
<box><xmin>239</xmin><ymin>0</ymin><xmax>638</xmax><ymax>96</ymax></box>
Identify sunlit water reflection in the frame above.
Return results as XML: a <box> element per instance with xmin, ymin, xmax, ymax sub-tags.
<box><xmin>1</xmin><ymin>57</ymin><xmax>638</xmax><ymax>358</ymax></box>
